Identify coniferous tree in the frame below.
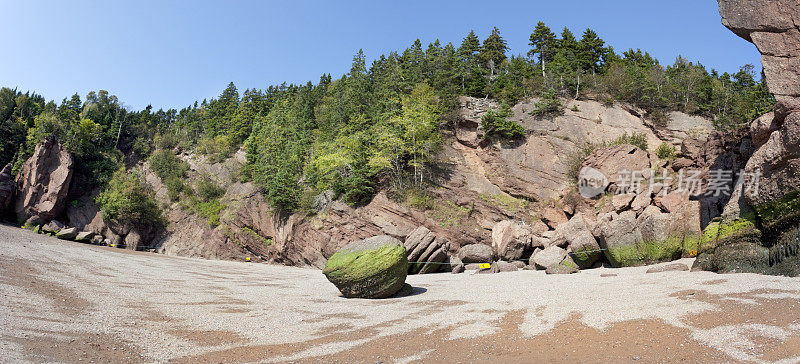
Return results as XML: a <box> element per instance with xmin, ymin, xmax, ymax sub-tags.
<box><xmin>480</xmin><ymin>27</ymin><xmax>509</xmax><ymax>75</ymax></box>
<box><xmin>577</xmin><ymin>28</ymin><xmax>607</xmax><ymax>73</ymax></box>
<box><xmin>457</xmin><ymin>30</ymin><xmax>482</xmax><ymax>92</ymax></box>
<box><xmin>529</xmin><ymin>22</ymin><xmax>558</xmax><ymax>76</ymax></box>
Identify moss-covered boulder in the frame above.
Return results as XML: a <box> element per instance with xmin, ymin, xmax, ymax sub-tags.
<box><xmin>322</xmin><ymin>235</ymin><xmax>409</xmax><ymax>298</ymax></box>
<box><xmin>692</xmin><ymin>215</ymin><xmax>769</xmax><ymax>273</ymax></box>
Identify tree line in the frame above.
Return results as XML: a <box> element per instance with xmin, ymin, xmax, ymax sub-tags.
<box><xmin>0</xmin><ymin>22</ymin><xmax>774</xmax><ymax>217</ymax></box>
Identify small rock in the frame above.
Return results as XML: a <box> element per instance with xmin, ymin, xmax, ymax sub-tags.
<box><xmin>646</xmin><ymin>262</ymin><xmax>690</xmax><ymax>273</ymax></box>
<box><xmin>491</xmin><ymin>261</ymin><xmax>518</xmax><ymax>273</ymax></box>
<box><xmin>75</xmin><ymin>231</ymin><xmax>96</xmax><ymax>242</ymax></box>
<box><xmin>55</xmin><ymin>227</ymin><xmax>78</xmax><ymax>240</ymax></box>
<box><xmin>546</xmin><ymin>263</ymin><xmax>579</xmax><ymax>274</ymax></box>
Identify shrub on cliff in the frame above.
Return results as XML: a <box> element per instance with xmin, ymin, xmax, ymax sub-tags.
<box><xmin>481</xmin><ymin>104</ymin><xmax>525</xmax><ymax>140</ymax></box>
<box><xmin>655</xmin><ymin>142</ymin><xmax>676</xmax><ymax>160</ymax></box>
<box><xmin>96</xmin><ymin>168</ymin><xmax>164</xmax><ymax>227</ymax></box>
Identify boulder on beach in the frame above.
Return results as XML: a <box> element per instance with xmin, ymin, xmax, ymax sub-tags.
<box><xmin>322</xmin><ymin>235</ymin><xmax>409</xmax><ymax>299</ymax></box>
<box><xmin>56</xmin><ymin>227</ymin><xmax>78</xmax><ymax>240</ymax></box>
<box><xmin>457</xmin><ymin>243</ymin><xmax>494</xmax><ymax>264</ymax></box>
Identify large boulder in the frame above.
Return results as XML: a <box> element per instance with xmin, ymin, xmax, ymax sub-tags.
<box><xmin>550</xmin><ymin>213</ymin><xmax>601</xmax><ymax>268</ymax></box>
<box><xmin>742</xmin><ymin>113</ymin><xmax>800</xmax><ymax>230</ymax></box>
<box><xmin>0</xmin><ymin>163</ymin><xmax>15</xmax><ymax>213</ymax></box>
<box><xmin>322</xmin><ymin>235</ymin><xmax>408</xmax><ymax>298</ymax></box>
<box><xmin>42</xmin><ymin>220</ymin><xmax>65</xmax><ymax>235</ymax></box>
<box><xmin>457</xmin><ymin>243</ymin><xmax>494</xmax><ymax>264</ymax></box>
<box><xmin>532</xmin><ymin>246</ymin><xmax>567</xmax><ymax>270</ymax></box>
<box><xmin>545</xmin><ymin>255</ymin><xmax>579</xmax><ymax>274</ymax></box>
<box><xmin>491</xmin><ymin>220</ymin><xmax>531</xmax><ymax>261</ymax></box>
<box><xmin>635</xmin><ymin>206</ymin><xmax>688</xmax><ymax>262</ymax></box>
<box><xmin>592</xmin><ymin>211</ymin><xmax>643</xmax><ymax>267</ymax></box>
<box><xmin>14</xmin><ymin>138</ymin><xmax>74</xmax><ymax>222</ymax></box>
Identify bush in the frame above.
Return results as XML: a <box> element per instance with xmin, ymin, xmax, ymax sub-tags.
<box><xmin>530</xmin><ymin>89</ymin><xmax>564</xmax><ymax>117</ymax></box>
<box><xmin>194</xmin><ymin>199</ymin><xmax>225</xmax><ymax>227</ymax></box>
<box><xmin>155</xmin><ymin>132</ymin><xmax>180</xmax><ymax>150</ymax></box>
<box><xmin>611</xmin><ymin>132</ymin><xmax>648</xmax><ymax>151</ymax></box>
<box><xmin>198</xmin><ymin>134</ymin><xmax>235</xmax><ymax>163</ymax></box>
<box><xmin>481</xmin><ymin>104</ymin><xmax>525</xmax><ymax>140</ymax></box>
<box><xmin>656</xmin><ymin>142</ymin><xmax>676</xmax><ymax>160</ymax></box>
<box><xmin>566</xmin><ymin>142</ymin><xmax>599</xmax><ymax>182</ymax></box>
<box><xmin>149</xmin><ymin>149</ymin><xmax>187</xmax><ymax>181</ymax></box>
<box><xmin>194</xmin><ymin>177</ymin><xmax>225</xmax><ymax>202</ymax></box>
<box><xmin>96</xmin><ymin>168</ymin><xmax>164</xmax><ymax>227</ymax></box>
<box><xmin>164</xmin><ymin>176</ymin><xmax>189</xmax><ymax>202</ymax></box>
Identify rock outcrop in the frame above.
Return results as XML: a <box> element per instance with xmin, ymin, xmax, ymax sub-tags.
<box><xmin>322</xmin><ymin>235</ymin><xmax>409</xmax><ymax>299</ymax></box>
<box><xmin>404</xmin><ymin>226</ymin><xmax>449</xmax><ymax>274</ymax></box>
<box><xmin>693</xmin><ymin>0</ymin><xmax>800</xmax><ymax>276</ymax></box>
<box><xmin>14</xmin><ymin>138</ymin><xmax>73</xmax><ymax>222</ymax></box>
<box><xmin>0</xmin><ymin>163</ymin><xmax>14</xmax><ymax>214</ymax></box>
<box><xmin>491</xmin><ymin>220</ymin><xmax>531</xmax><ymax>261</ymax></box>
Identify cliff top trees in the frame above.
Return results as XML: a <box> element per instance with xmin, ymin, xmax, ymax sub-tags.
<box><xmin>480</xmin><ymin>27</ymin><xmax>509</xmax><ymax>75</ymax></box>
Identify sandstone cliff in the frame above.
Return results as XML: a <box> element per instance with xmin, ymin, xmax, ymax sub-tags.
<box><xmin>691</xmin><ymin>0</ymin><xmax>800</xmax><ymax>276</ymax></box>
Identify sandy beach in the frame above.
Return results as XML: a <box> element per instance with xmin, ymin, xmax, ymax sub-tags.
<box><xmin>1</xmin><ymin>223</ymin><xmax>799</xmax><ymax>363</ymax></box>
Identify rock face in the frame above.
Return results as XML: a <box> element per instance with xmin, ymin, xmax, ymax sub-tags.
<box><xmin>718</xmin><ymin>0</ymin><xmax>800</xmax><ymax>103</ymax></box>
<box><xmin>694</xmin><ymin>0</ymin><xmax>800</xmax><ymax>276</ymax></box>
<box><xmin>457</xmin><ymin>244</ymin><xmax>494</xmax><ymax>264</ymax></box>
<box><xmin>0</xmin><ymin>163</ymin><xmax>14</xmax><ymax>213</ymax></box>
<box><xmin>404</xmin><ymin>226</ymin><xmax>448</xmax><ymax>274</ymax></box>
<box><xmin>322</xmin><ymin>235</ymin><xmax>408</xmax><ymax>298</ymax></box>
<box><xmin>581</xmin><ymin>145</ymin><xmax>650</xmax><ymax>192</ymax></box>
<box><xmin>491</xmin><ymin>220</ymin><xmax>531</xmax><ymax>261</ymax></box>
<box><xmin>14</xmin><ymin>138</ymin><xmax>74</xmax><ymax>222</ymax></box>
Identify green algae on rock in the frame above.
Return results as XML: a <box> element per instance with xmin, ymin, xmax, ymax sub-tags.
<box><xmin>322</xmin><ymin>235</ymin><xmax>409</xmax><ymax>298</ymax></box>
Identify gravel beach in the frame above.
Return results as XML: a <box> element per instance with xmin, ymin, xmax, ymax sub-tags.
<box><xmin>1</xmin><ymin>223</ymin><xmax>799</xmax><ymax>363</ymax></box>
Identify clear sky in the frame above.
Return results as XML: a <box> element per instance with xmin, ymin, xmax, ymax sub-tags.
<box><xmin>0</xmin><ymin>0</ymin><xmax>760</xmax><ymax>110</ymax></box>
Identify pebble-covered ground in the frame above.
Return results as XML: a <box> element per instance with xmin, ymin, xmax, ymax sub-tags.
<box><xmin>1</xmin><ymin>223</ymin><xmax>799</xmax><ymax>363</ymax></box>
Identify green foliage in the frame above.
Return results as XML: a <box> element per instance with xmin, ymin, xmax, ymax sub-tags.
<box><xmin>194</xmin><ymin>199</ymin><xmax>225</xmax><ymax>227</ymax></box>
<box><xmin>481</xmin><ymin>104</ymin><xmax>525</xmax><ymax>140</ymax></box>
<box><xmin>164</xmin><ymin>176</ymin><xmax>189</xmax><ymax>202</ymax></box>
<box><xmin>194</xmin><ymin>177</ymin><xmax>225</xmax><ymax>202</ymax></box>
<box><xmin>96</xmin><ymin>168</ymin><xmax>163</xmax><ymax>227</ymax></box>
<box><xmin>655</xmin><ymin>142</ymin><xmax>676</xmax><ymax>160</ymax></box>
<box><xmin>611</xmin><ymin>132</ymin><xmax>648</xmax><ymax>151</ymax></box>
<box><xmin>246</xmin><ymin>97</ymin><xmax>312</xmax><ymax>211</ymax></box>
<box><xmin>198</xmin><ymin>134</ymin><xmax>235</xmax><ymax>163</ymax></box>
<box><xmin>531</xmin><ymin>89</ymin><xmax>564</xmax><ymax>116</ymax></box>
<box><xmin>149</xmin><ymin>149</ymin><xmax>188</xmax><ymax>181</ymax></box>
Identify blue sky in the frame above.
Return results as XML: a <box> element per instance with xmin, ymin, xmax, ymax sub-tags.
<box><xmin>0</xmin><ymin>0</ymin><xmax>760</xmax><ymax>110</ymax></box>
